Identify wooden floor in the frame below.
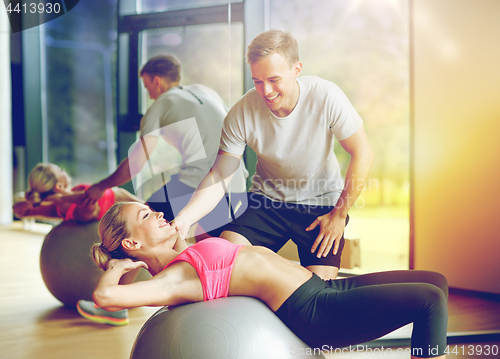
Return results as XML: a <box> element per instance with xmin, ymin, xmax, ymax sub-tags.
<box><xmin>0</xmin><ymin>221</ymin><xmax>499</xmax><ymax>359</ymax></box>
<box><xmin>0</xmin><ymin>222</ymin><xmax>158</xmax><ymax>359</ymax></box>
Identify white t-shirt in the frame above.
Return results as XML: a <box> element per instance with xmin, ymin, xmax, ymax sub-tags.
<box><xmin>220</xmin><ymin>76</ymin><xmax>362</xmax><ymax>206</ymax></box>
<box><xmin>139</xmin><ymin>84</ymin><xmax>248</xmax><ymax>192</ymax></box>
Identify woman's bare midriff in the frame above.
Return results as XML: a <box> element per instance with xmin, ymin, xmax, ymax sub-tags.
<box><xmin>229</xmin><ymin>246</ymin><xmax>313</xmax><ymax>311</ymax></box>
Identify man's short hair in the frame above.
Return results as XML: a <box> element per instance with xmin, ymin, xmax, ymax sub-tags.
<box><xmin>140</xmin><ymin>54</ymin><xmax>181</xmax><ymax>82</ymax></box>
<box><xmin>246</xmin><ymin>30</ymin><xmax>299</xmax><ymax>67</ymax></box>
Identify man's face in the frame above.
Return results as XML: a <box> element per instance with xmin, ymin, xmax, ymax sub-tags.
<box><xmin>250</xmin><ymin>52</ymin><xmax>302</xmax><ymax>117</ymax></box>
<box><xmin>141</xmin><ymin>73</ymin><xmax>161</xmax><ymax>100</ymax></box>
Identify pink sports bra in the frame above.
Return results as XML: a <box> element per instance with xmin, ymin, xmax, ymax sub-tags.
<box><xmin>56</xmin><ymin>184</ymin><xmax>116</xmax><ymax>221</ymax></box>
<box><xmin>164</xmin><ymin>238</ymin><xmax>244</xmax><ymax>301</ymax></box>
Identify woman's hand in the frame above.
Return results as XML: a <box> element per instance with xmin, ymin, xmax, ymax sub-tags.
<box><xmin>94</xmin><ymin>258</ymin><xmax>149</xmax><ymax>310</ymax></box>
<box><xmin>107</xmin><ymin>258</ymin><xmax>148</xmax><ymax>273</ymax></box>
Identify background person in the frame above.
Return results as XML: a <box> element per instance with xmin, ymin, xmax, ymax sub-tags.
<box><xmin>13</xmin><ymin>163</ymin><xmax>140</xmax><ymax>223</ymax></box>
<box><xmin>13</xmin><ymin>162</ymin><xmax>141</xmax><ymax>326</ymax></box>
<box><xmin>172</xmin><ymin>30</ymin><xmax>375</xmax><ymax>280</ymax></box>
<box><xmin>84</xmin><ymin>54</ymin><xmax>247</xmax><ymax>238</ymax></box>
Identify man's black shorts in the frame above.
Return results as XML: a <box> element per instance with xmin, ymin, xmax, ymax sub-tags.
<box><xmin>221</xmin><ymin>192</ymin><xmax>349</xmax><ymax>267</ymax></box>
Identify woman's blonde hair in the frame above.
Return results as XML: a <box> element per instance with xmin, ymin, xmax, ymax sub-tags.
<box><xmin>92</xmin><ymin>202</ymin><xmax>133</xmax><ymax>271</ymax></box>
<box><xmin>25</xmin><ymin>163</ymin><xmax>63</xmax><ymax>205</ymax></box>
<box><xmin>247</xmin><ymin>29</ymin><xmax>299</xmax><ymax>67</ymax></box>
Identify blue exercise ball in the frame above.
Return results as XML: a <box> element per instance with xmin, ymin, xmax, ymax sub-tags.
<box><xmin>131</xmin><ymin>296</ymin><xmax>324</xmax><ymax>359</ymax></box>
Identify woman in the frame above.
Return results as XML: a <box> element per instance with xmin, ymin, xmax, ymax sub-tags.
<box><xmin>13</xmin><ymin>163</ymin><xmax>141</xmax><ymax>223</ymax></box>
<box><xmin>92</xmin><ymin>202</ymin><xmax>448</xmax><ymax>358</ymax></box>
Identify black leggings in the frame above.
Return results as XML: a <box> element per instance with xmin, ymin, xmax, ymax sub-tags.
<box><xmin>275</xmin><ymin>270</ymin><xmax>448</xmax><ymax>357</ymax></box>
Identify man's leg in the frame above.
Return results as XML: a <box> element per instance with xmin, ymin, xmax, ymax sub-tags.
<box><xmin>222</xmin><ymin>227</ymin><xmax>340</xmax><ymax>280</ymax></box>
<box><xmin>218</xmin><ymin>193</ymin><xmax>290</xmax><ymax>250</ymax></box>
<box><xmin>289</xmin><ymin>206</ymin><xmax>349</xmax><ymax>281</ymax></box>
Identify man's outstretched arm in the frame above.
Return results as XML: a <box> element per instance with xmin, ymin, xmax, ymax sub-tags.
<box><xmin>171</xmin><ymin>149</ymin><xmax>242</xmax><ymax>239</ymax></box>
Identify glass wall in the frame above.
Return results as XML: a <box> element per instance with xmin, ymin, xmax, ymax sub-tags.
<box><xmin>121</xmin><ymin>0</ymin><xmax>242</xmax><ymax>15</ymax></box>
<box><xmin>141</xmin><ymin>23</ymin><xmax>244</xmax><ymax>111</ymax></box>
<box><xmin>117</xmin><ymin>2</ymin><xmax>244</xmax><ymax>200</ymax></box>
<box><xmin>40</xmin><ymin>1</ymin><xmax>117</xmax><ymax>184</ymax></box>
<box><xmin>136</xmin><ymin>23</ymin><xmax>244</xmax><ymax>200</ymax></box>
<box><xmin>270</xmin><ymin>0</ymin><xmax>410</xmax><ymax>271</ymax></box>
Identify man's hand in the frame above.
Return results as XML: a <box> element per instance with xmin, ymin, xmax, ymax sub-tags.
<box><xmin>170</xmin><ymin>215</ymin><xmax>191</xmax><ymax>241</ymax></box>
<box><xmin>306</xmin><ymin>210</ymin><xmax>347</xmax><ymax>258</ymax></box>
<box><xmin>82</xmin><ymin>183</ymin><xmax>106</xmax><ymax>205</ymax></box>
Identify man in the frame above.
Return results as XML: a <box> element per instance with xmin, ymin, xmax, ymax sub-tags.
<box><xmin>84</xmin><ymin>54</ymin><xmax>247</xmax><ymax>237</ymax></box>
<box><xmin>173</xmin><ymin>30</ymin><xmax>374</xmax><ymax>280</ymax></box>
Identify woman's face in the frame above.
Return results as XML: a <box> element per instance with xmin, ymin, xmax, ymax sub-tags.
<box><xmin>122</xmin><ymin>202</ymin><xmax>179</xmax><ymax>252</ymax></box>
